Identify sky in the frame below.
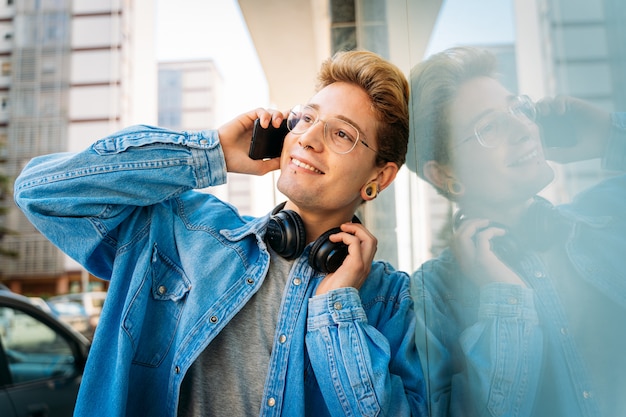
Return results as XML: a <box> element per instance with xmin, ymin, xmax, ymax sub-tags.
<box><xmin>155</xmin><ymin>0</ymin><xmax>268</xmax><ymax>122</ymax></box>
<box><xmin>155</xmin><ymin>0</ymin><xmax>515</xmax><ymax>121</ymax></box>
<box><xmin>427</xmin><ymin>0</ymin><xmax>515</xmax><ymax>55</ymax></box>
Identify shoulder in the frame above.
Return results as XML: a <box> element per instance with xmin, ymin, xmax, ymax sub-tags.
<box><xmin>411</xmin><ymin>249</ymin><xmax>469</xmax><ymax>302</ymax></box>
<box><xmin>360</xmin><ymin>261</ymin><xmax>411</xmax><ymax>305</ymax></box>
<box><xmin>412</xmin><ymin>249</ymin><xmax>458</xmax><ymax>282</ymax></box>
<box><xmin>174</xmin><ymin>191</ymin><xmax>249</xmax><ymax>229</ymax></box>
<box><xmin>564</xmin><ymin>173</ymin><xmax>626</xmax><ymax>217</ymax></box>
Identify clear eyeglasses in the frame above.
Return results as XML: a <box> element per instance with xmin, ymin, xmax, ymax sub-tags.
<box><xmin>287</xmin><ymin>104</ymin><xmax>377</xmax><ymax>154</ymax></box>
<box><xmin>455</xmin><ymin>95</ymin><xmax>537</xmax><ymax>148</ymax></box>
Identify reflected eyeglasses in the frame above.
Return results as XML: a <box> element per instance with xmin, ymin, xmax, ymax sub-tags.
<box><xmin>455</xmin><ymin>95</ymin><xmax>537</xmax><ymax>149</ymax></box>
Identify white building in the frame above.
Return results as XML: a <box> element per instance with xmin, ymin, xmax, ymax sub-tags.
<box><xmin>2</xmin><ymin>0</ymin><xmax>155</xmax><ymax>294</ymax></box>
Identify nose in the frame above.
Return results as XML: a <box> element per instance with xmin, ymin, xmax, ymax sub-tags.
<box><xmin>505</xmin><ymin>115</ymin><xmax>534</xmax><ymax>144</ymax></box>
<box><xmin>298</xmin><ymin>120</ymin><xmax>325</xmax><ymax>150</ymax></box>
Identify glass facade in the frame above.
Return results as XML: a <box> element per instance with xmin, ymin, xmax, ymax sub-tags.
<box><xmin>404</xmin><ymin>1</ymin><xmax>626</xmax><ymax>416</ymax></box>
<box><xmin>329</xmin><ymin>0</ymin><xmax>626</xmax><ymax>415</ymax></box>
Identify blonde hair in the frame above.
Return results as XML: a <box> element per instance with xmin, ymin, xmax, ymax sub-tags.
<box><xmin>316</xmin><ymin>50</ymin><xmax>409</xmax><ymax>167</ymax></box>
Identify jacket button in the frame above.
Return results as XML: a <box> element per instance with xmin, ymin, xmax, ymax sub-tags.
<box><xmin>210</xmin><ymin>316</ymin><xmax>218</xmax><ymax>323</ymax></box>
<box><xmin>333</xmin><ymin>302</ymin><xmax>342</xmax><ymax>310</ymax></box>
<box><xmin>293</xmin><ymin>278</ymin><xmax>302</xmax><ymax>286</ymax></box>
<box><xmin>279</xmin><ymin>334</ymin><xmax>287</xmax><ymax>344</ymax></box>
<box><xmin>246</xmin><ymin>278</ymin><xmax>254</xmax><ymax>285</ymax></box>
<box><xmin>158</xmin><ymin>285</ymin><xmax>167</xmax><ymax>295</ymax></box>
<box><xmin>175</xmin><ymin>366</ymin><xmax>180</xmax><ymax>374</ymax></box>
<box><xmin>267</xmin><ymin>397</ymin><xmax>276</xmax><ymax>407</ymax></box>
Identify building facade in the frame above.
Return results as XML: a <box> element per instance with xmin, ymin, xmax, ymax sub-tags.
<box><xmin>1</xmin><ymin>0</ymin><xmax>155</xmax><ymax>295</ymax></box>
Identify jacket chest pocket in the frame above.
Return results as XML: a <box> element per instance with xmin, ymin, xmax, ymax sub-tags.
<box><xmin>123</xmin><ymin>244</ymin><xmax>191</xmax><ymax>367</ymax></box>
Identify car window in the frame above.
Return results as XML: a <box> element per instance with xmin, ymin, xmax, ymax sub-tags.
<box><xmin>49</xmin><ymin>301</ymin><xmax>86</xmax><ymax>316</ymax></box>
<box><xmin>0</xmin><ymin>306</ymin><xmax>76</xmax><ymax>385</ymax></box>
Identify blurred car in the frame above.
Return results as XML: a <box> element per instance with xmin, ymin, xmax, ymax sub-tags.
<box><xmin>46</xmin><ymin>301</ymin><xmax>92</xmax><ymax>339</ymax></box>
<box><xmin>27</xmin><ymin>296</ymin><xmax>54</xmax><ymax>314</ymax></box>
<box><xmin>0</xmin><ymin>288</ymin><xmax>90</xmax><ymax>417</ymax></box>
<box><xmin>47</xmin><ymin>291</ymin><xmax>107</xmax><ymax>333</ymax></box>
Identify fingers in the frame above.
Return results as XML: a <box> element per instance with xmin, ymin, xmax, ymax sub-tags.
<box><xmin>252</xmin><ymin>108</ymin><xmax>287</xmax><ymax>129</ymax></box>
<box><xmin>337</xmin><ymin>223</ymin><xmax>378</xmax><ymax>265</ymax></box>
<box><xmin>451</xmin><ymin>218</ymin><xmax>525</xmax><ymax>287</ymax></box>
<box><xmin>536</xmin><ymin>95</ymin><xmax>611</xmax><ymax>162</ymax></box>
<box><xmin>452</xmin><ymin>218</ymin><xmax>503</xmax><ymax>267</ymax></box>
<box><xmin>313</xmin><ymin>222</ymin><xmax>376</xmax><ymax>295</ymax></box>
<box><xmin>219</xmin><ymin>107</ymin><xmax>286</xmax><ymax>140</ymax></box>
<box><xmin>452</xmin><ymin>218</ymin><xmax>490</xmax><ymax>254</ymax></box>
<box><xmin>217</xmin><ymin>107</ymin><xmax>286</xmax><ymax>175</ymax></box>
<box><xmin>333</xmin><ymin>222</ymin><xmax>377</xmax><ymax>256</ymax></box>
<box><xmin>535</xmin><ymin>96</ymin><xmax>568</xmax><ymax>116</ymax></box>
<box><xmin>460</xmin><ymin>220</ymin><xmax>507</xmax><ymax>250</ymax></box>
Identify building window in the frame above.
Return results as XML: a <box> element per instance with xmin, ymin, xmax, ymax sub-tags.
<box><xmin>330</xmin><ymin>0</ymin><xmax>356</xmax><ymax>53</ymax></box>
<box><xmin>1</xmin><ymin>61</ymin><xmax>10</xmax><ymax>76</ymax></box>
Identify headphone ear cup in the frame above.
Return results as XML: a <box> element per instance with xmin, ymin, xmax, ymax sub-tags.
<box><xmin>266</xmin><ymin>210</ymin><xmax>306</xmax><ymax>260</ymax></box>
<box><xmin>308</xmin><ymin>227</ymin><xmax>348</xmax><ymax>274</ymax></box>
<box><xmin>490</xmin><ymin>229</ymin><xmax>521</xmax><ymax>262</ymax></box>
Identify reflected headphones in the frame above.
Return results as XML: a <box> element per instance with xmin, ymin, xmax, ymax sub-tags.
<box><xmin>453</xmin><ymin>196</ymin><xmax>570</xmax><ymax>263</ymax></box>
<box><xmin>266</xmin><ymin>202</ymin><xmax>361</xmax><ymax>273</ymax></box>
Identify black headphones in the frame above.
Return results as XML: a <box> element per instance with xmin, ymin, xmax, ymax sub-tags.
<box><xmin>265</xmin><ymin>202</ymin><xmax>361</xmax><ymax>273</ymax></box>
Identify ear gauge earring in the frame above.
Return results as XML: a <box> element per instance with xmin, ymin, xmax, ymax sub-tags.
<box><xmin>446</xmin><ymin>178</ymin><xmax>464</xmax><ymax>196</ymax></box>
<box><xmin>364</xmin><ymin>182</ymin><xmax>379</xmax><ymax>199</ymax></box>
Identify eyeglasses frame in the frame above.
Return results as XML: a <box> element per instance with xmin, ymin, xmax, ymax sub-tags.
<box><xmin>287</xmin><ymin>104</ymin><xmax>378</xmax><ymax>154</ymax></box>
<box><xmin>454</xmin><ymin>95</ymin><xmax>537</xmax><ymax>149</ymax></box>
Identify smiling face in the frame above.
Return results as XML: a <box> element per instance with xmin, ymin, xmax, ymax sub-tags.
<box><xmin>276</xmin><ymin>82</ymin><xmax>384</xmax><ymax>219</ymax></box>
<box><xmin>447</xmin><ymin>76</ymin><xmax>555</xmax><ymax>209</ymax></box>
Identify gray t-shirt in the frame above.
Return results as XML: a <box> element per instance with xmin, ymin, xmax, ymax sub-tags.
<box><xmin>177</xmin><ymin>249</ymin><xmax>294</xmax><ymax>416</ymax></box>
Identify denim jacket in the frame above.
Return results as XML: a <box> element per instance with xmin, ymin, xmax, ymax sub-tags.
<box><xmin>14</xmin><ymin>125</ymin><xmax>427</xmax><ymax>417</ymax></box>
<box><xmin>411</xmin><ymin>113</ymin><xmax>626</xmax><ymax>417</ymax></box>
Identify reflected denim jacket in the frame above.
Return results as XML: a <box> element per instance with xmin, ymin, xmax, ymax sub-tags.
<box><xmin>14</xmin><ymin>125</ymin><xmax>427</xmax><ymax>417</ymax></box>
<box><xmin>411</xmin><ymin>113</ymin><xmax>626</xmax><ymax>417</ymax></box>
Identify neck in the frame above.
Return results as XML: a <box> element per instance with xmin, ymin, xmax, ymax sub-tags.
<box><xmin>283</xmin><ymin>201</ymin><xmax>356</xmax><ymax>243</ymax></box>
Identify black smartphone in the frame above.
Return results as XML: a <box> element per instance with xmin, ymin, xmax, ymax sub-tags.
<box><xmin>537</xmin><ymin>113</ymin><xmax>578</xmax><ymax>148</ymax></box>
<box><xmin>248</xmin><ymin>119</ymin><xmax>289</xmax><ymax>160</ymax></box>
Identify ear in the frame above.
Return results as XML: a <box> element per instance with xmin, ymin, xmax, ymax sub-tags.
<box><xmin>376</xmin><ymin>162</ymin><xmax>399</xmax><ymax>192</ymax></box>
<box><xmin>423</xmin><ymin>160</ymin><xmax>453</xmax><ymax>191</ymax></box>
<box><xmin>360</xmin><ymin>162</ymin><xmax>399</xmax><ymax>200</ymax></box>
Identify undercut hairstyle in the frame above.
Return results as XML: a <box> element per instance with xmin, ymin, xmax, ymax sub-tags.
<box><xmin>317</xmin><ymin>50</ymin><xmax>410</xmax><ymax>168</ymax></box>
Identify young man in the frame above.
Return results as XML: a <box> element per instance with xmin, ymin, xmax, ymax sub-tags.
<box><xmin>408</xmin><ymin>46</ymin><xmax>626</xmax><ymax>416</ymax></box>
<box><xmin>14</xmin><ymin>50</ymin><xmax>427</xmax><ymax>416</ymax></box>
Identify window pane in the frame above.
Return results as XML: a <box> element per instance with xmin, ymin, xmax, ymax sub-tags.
<box><xmin>0</xmin><ymin>306</ymin><xmax>76</xmax><ymax>384</ymax></box>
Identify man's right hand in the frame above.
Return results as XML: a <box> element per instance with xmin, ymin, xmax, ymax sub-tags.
<box><xmin>537</xmin><ymin>95</ymin><xmax>611</xmax><ymax>163</ymax></box>
<box><xmin>217</xmin><ymin>108</ymin><xmax>285</xmax><ymax>175</ymax></box>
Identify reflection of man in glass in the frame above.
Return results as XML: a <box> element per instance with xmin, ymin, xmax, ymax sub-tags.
<box><xmin>408</xmin><ymin>46</ymin><xmax>626</xmax><ymax>416</ymax></box>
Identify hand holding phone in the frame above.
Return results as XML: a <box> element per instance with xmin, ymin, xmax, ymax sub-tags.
<box><xmin>248</xmin><ymin>119</ymin><xmax>289</xmax><ymax>160</ymax></box>
<box><xmin>537</xmin><ymin>112</ymin><xmax>579</xmax><ymax>148</ymax></box>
